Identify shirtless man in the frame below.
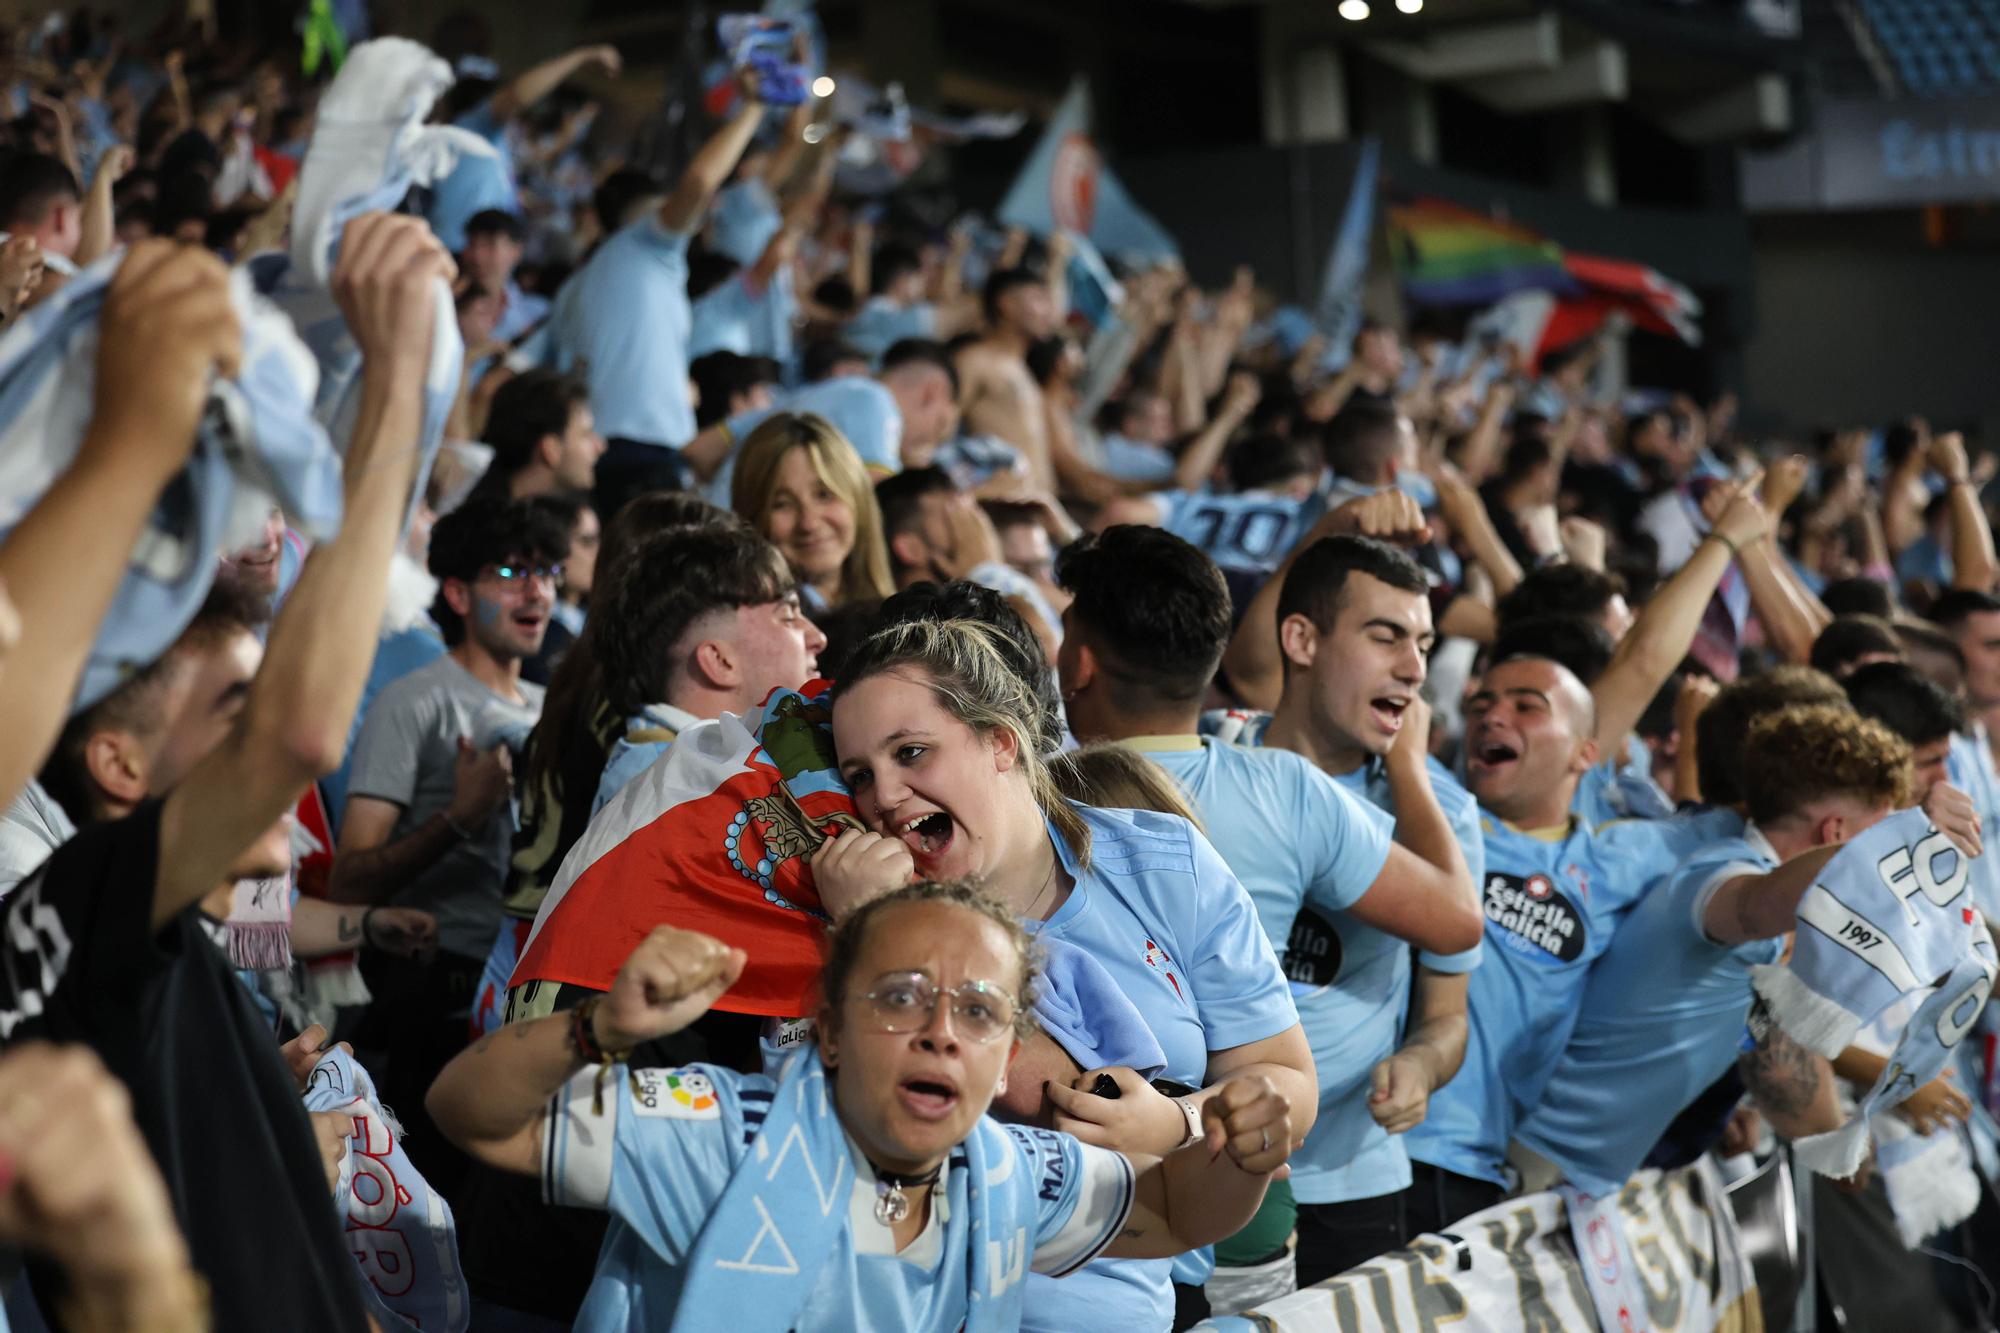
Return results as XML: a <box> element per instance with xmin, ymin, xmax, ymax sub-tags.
<box><xmin>955</xmin><ymin>265</ymin><xmax>1062</xmax><ymax>490</ymax></box>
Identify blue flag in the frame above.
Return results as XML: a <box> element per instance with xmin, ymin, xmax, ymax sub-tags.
<box><xmin>1314</xmin><ymin>138</ymin><xmax>1379</xmax><ymax>371</ymax></box>
<box><xmin>997</xmin><ymin>80</ymin><xmax>1180</xmax><ymax>267</ymax></box>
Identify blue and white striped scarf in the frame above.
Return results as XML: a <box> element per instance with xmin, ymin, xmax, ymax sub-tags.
<box><xmin>1752</xmin><ymin>806</ymin><xmax>2000</xmax><ymax>1176</ymax></box>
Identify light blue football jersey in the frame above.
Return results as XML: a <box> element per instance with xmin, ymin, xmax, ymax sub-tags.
<box><xmin>1195</xmin><ymin>711</ymin><xmax>1485</xmax><ymax>1203</ymax></box>
<box><xmin>1404</xmin><ymin>806</ymin><xmax>1743</xmax><ymax>1185</ymax></box>
<box><xmin>542</xmin><ymin>1060</ymin><xmax>1133</xmax><ymax>1331</ymax></box>
<box><xmin>1515</xmin><ymin>819</ymin><xmax>1773</xmax><ymax>1197</ymax></box>
<box><xmin>1022</xmin><ymin>802</ymin><xmax>1299</xmax><ymax>1330</ymax></box>
<box><xmin>1159</xmin><ymin>489</ymin><xmax>1318</xmax><ymax>576</ymax></box>
<box><xmin>543</xmin><ymin>216</ymin><xmax>697</xmax><ymax>448</ymax></box>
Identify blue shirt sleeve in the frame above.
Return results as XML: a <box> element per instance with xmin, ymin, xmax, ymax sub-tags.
<box><xmin>1292</xmin><ymin>757</ymin><xmax>1394</xmax><ymax>917</ymax></box>
<box><xmin>1181</xmin><ymin>823</ymin><xmax>1302</xmax><ymax>1051</ymax></box>
<box><xmin>1002</xmin><ymin>1126</ymin><xmax>1137</xmax><ymax>1278</ymax></box>
<box><xmin>543</xmin><ymin>1063</ymin><xmax>739</xmax><ymax>1265</ymax></box>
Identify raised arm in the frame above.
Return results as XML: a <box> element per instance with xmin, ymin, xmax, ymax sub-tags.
<box><xmin>74</xmin><ymin>145</ymin><xmax>134</xmax><ymax>269</ymax></box>
<box><xmin>1700</xmin><ymin>844</ymin><xmax>1844</xmax><ymax>947</ymax></box>
<box><xmin>1934</xmin><ymin>432</ymin><xmax>2000</xmax><ymax>593</ymax></box>
<box><xmin>0</xmin><ymin>242</ymin><xmax>238</xmax><ymax>810</ymax></box>
<box><xmin>1736</xmin><ymin>456</ymin><xmax>1825</xmax><ymax>665</ymax></box>
<box><xmin>1168</xmin><ymin>372</ymin><xmax>1260</xmax><ymax>495</ymax></box>
<box><xmin>1455</xmin><ymin>374</ymin><xmax>1517</xmax><ymax>486</ymax></box>
<box><xmin>156</xmin><ymin>215</ymin><xmax>446</xmax><ymax>927</ymax></box>
<box><xmin>1363</xmin><ymin>699</ymin><xmax>1480</xmax><ymax>957</ymax></box>
<box><xmin>658</xmin><ymin>91</ymin><xmax>767</xmax><ymax>235</ymax></box>
<box><xmin>429</xmin><ymin>925</ymin><xmax>744</xmax><ymax>1176</ymax></box>
<box><xmin>491</xmin><ymin>45</ymin><xmax>621</xmax><ymax>123</ymax></box>
<box><xmin>1590</xmin><ymin>484</ymin><xmax>1768</xmax><ymax>760</ymax></box>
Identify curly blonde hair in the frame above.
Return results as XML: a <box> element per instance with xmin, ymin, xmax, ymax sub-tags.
<box><xmin>731</xmin><ymin>412</ymin><xmax>895</xmax><ymax>608</ymax></box>
<box><xmin>1741</xmin><ymin>703</ymin><xmax>1912</xmax><ymax>826</ymax></box>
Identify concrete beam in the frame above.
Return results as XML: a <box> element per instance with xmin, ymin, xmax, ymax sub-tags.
<box><xmin>1366</xmin><ymin>13</ymin><xmax>1561</xmax><ymax>83</ymax></box>
<box><xmin>1664</xmin><ymin>73</ymin><xmax>1793</xmax><ymax>143</ymax></box>
<box><xmin>1462</xmin><ymin>41</ymin><xmax>1628</xmax><ymax>113</ymax></box>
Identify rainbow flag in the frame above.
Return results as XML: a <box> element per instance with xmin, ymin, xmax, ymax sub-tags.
<box><xmin>1388</xmin><ymin>197</ymin><xmax>1576</xmax><ymax>306</ymax></box>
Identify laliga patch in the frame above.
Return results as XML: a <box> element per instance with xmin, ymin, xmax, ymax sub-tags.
<box><xmin>1483</xmin><ymin>872</ymin><xmax>1587</xmax><ymax>964</ymax></box>
<box><xmin>629</xmin><ymin>1067</ymin><xmax>721</xmax><ymax>1120</ymax></box>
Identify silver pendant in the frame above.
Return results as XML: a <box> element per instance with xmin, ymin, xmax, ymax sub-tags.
<box><xmin>874</xmin><ymin>1182</ymin><xmax>910</xmax><ymax>1226</ymax></box>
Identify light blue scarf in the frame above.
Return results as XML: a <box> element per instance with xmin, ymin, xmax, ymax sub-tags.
<box><xmin>0</xmin><ymin>256</ymin><xmax>340</xmax><ymax>711</ymax></box>
<box><xmin>1752</xmin><ymin>806</ymin><xmax>2000</xmax><ymax>1175</ymax></box>
<box><xmin>675</xmin><ymin>1046</ymin><xmax>1037</xmax><ymax>1333</ymax></box>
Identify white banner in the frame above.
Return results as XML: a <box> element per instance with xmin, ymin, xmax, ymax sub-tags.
<box><xmin>1197</xmin><ymin>1158</ymin><xmax>1762</xmax><ymax>1333</ymax></box>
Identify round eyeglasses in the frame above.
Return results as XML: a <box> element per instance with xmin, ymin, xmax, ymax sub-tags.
<box><xmin>857</xmin><ymin>972</ymin><xmax>1018</xmax><ymax>1044</ymax></box>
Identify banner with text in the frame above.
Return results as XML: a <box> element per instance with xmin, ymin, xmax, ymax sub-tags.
<box><xmin>1197</xmin><ymin>1158</ymin><xmax>1762</xmax><ymax>1333</ymax></box>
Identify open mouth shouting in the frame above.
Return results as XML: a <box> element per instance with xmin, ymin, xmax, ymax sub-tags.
<box><xmin>1466</xmin><ymin>733</ymin><xmax>1522</xmax><ymax>779</ymax></box>
<box><xmin>1369</xmin><ymin>693</ymin><xmax>1411</xmax><ymax>737</ymax></box>
<box><xmin>896</xmin><ymin>1072</ymin><xmax>962</xmax><ymax>1122</ymax></box>
<box><xmin>896</xmin><ymin>810</ymin><xmax>956</xmax><ymax>863</ymax></box>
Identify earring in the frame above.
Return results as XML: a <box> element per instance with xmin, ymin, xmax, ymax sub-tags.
<box><xmin>994</xmin><ymin>1075</ymin><xmax>1007</xmax><ymax>1094</ymax></box>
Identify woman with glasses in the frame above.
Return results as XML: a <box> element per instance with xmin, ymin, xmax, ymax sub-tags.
<box><xmin>427</xmin><ymin>879</ymin><xmax>1295</xmax><ymax>1332</ymax></box>
<box><xmin>816</xmin><ymin>617</ymin><xmax>1316</xmax><ymax>1331</ymax></box>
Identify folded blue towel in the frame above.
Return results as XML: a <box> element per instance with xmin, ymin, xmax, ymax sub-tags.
<box><xmin>1033</xmin><ymin>934</ymin><xmax>1169</xmax><ymax>1081</ymax></box>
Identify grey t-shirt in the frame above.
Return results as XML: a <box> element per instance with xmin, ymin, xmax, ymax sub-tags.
<box><xmin>345</xmin><ymin>654</ymin><xmax>544</xmax><ymax>957</ymax></box>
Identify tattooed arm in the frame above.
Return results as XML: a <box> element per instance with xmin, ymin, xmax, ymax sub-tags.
<box><xmin>1737</xmin><ymin>1003</ymin><xmax>1845</xmax><ymax>1144</ymax></box>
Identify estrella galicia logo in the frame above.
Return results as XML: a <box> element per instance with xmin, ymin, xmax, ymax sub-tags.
<box><xmin>1483</xmin><ymin>872</ymin><xmax>1586</xmax><ymax>963</ymax></box>
<box><xmin>1283</xmin><ymin>908</ymin><xmax>1344</xmax><ymax>989</ymax></box>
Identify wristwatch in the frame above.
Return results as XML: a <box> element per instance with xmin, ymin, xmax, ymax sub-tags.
<box><xmin>1171</xmin><ymin>1095</ymin><xmax>1203</xmax><ymax>1150</ymax></box>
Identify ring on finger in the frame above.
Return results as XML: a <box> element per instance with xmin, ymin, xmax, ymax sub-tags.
<box><xmin>1259</xmin><ymin>1127</ymin><xmax>1270</xmax><ymax>1153</ymax></box>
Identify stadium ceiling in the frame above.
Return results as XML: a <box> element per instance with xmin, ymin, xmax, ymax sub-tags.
<box><xmin>1195</xmin><ymin>0</ymin><xmax>1798</xmax><ymax>143</ymax></box>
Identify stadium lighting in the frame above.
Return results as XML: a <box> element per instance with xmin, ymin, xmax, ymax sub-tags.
<box><xmin>812</xmin><ymin>75</ymin><xmax>836</xmax><ymax>98</ymax></box>
<box><xmin>1339</xmin><ymin>0</ymin><xmax>1370</xmax><ymax>17</ymax></box>
<box><xmin>1396</xmin><ymin>0</ymin><xmax>1423</xmax><ymax>11</ymax></box>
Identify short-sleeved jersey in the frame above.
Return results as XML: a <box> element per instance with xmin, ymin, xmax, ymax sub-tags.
<box><xmin>1404</xmin><ymin>807</ymin><xmax>1740</xmax><ymax>1184</ymax></box>
<box><xmin>542</xmin><ymin>1060</ymin><xmax>1134</xmax><ymax>1331</ymax></box>
<box><xmin>1157</xmin><ymin>489</ymin><xmax>1318</xmax><ymax>576</ymax></box>
<box><xmin>544</xmin><ymin>217</ymin><xmax>697</xmax><ymax>448</ymax></box>
<box><xmin>1196</xmin><ymin>712</ymin><xmax>1483</xmax><ymax>1202</ymax></box>
<box><xmin>1516</xmin><ymin>821</ymin><xmax>1774</xmax><ymax>1196</ymax></box>
<box><xmin>1024</xmin><ymin>802</ymin><xmax>1298</xmax><ymax>1329</ymax></box>
<box><xmin>706</xmin><ymin>377</ymin><xmax>904</xmax><ymax>506</ymax></box>
<box><xmin>426</xmin><ymin>101</ymin><xmax>518</xmax><ymax>253</ymax></box>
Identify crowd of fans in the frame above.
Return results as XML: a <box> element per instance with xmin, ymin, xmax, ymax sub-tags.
<box><xmin>0</xmin><ymin>7</ymin><xmax>1996</xmax><ymax>1333</ymax></box>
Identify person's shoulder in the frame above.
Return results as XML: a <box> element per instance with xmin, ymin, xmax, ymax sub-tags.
<box><xmin>1076</xmin><ymin>802</ymin><xmax>1202</xmax><ymax>872</ymax></box>
<box><xmin>1423</xmin><ymin>756</ymin><xmax>1479</xmax><ymax>819</ymax></box>
<box><xmin>371</xmin><ymin>653</ymin><xmax>458</xmax><ymax>704</ymax></box>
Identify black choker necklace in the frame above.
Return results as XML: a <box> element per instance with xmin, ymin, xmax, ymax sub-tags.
<box><xmin>870</xmin><ymin>1160</ymin><xmax>942</xmax><ymax>1225</ymax></box>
